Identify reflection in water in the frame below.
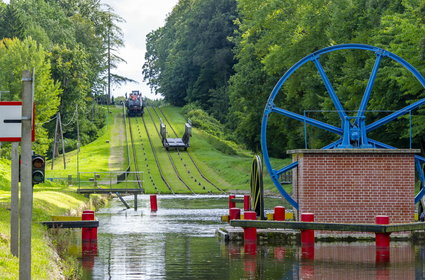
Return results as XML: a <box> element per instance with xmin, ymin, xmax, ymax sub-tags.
<box><xmin>83</xmin><ymin>195</ymin><xmax>425</xmax><ymax>279</ymax></box>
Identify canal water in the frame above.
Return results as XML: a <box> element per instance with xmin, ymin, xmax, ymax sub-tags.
<box><xmin>81</xmin><ymin>195</ymin><xmax>425</xmax><ymax>279</ymax></box>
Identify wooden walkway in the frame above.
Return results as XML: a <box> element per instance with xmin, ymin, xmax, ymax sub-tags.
<box><xmin>41</xmin><ymin>220</ymin><xmax>99</xmax><ymax>228</ymax></box>
<box><xmin>230</xmin><ymin>220</ymin><xmax>425</xmax><ymax>233</ymax></box>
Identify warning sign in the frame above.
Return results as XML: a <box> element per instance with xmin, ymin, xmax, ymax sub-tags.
<box><xmin>0</xmin><ymin>102</ymin><xmax>22</xmax><ymax>141</ymax></box>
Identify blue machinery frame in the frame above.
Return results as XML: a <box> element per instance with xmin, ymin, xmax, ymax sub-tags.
<box><xmin>261</xmin><ymin>44</ymin><xmax>425</xmax><ymax>209</ymax></box>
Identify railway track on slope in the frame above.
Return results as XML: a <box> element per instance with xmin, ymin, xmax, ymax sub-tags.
<box><xmin>135</xmin><ymin>115</ymin><xmax>175</xmax><ymax>194</ymax></box>
<box><xmin>154</xmin><ymin>106</ymin><xmax>225</xmax><ymax>193</ymax></box>
<box><xmin>131</xmin><ymin>116</ymin><xmax>160</xmax><ymax>194</ymax></box>
<box><xmin>145</xmin><ymin>107</ymin><xmax>195</xmax><ymax>194</ymax></box>
<box><xmin>125</xmin><ymin>106</ymin><xmax>144</xmax><ymax>190</ymax></box>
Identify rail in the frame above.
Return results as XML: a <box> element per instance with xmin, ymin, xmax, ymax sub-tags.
<box><xmin>77</xmin><ymin>171</ymin><xmax>143</xmax><ymax>189</ymax></box>
<box><xmin>146</xmin><ymin>107</ymin><xmax>195</xmax><ymax>194</ymax></box>
<box><xmin>122</xmin><ymin>104</ymin><xmax>132</xmax><ymax>178</ymax></box>
<box><xmin>139</xmin><ymin>114</ymin><xmax>175</xmax><ymax>194</ymax></box>
<box><xmin>127</xmin><ymin>108</ymin><xmax>143</xmax><ymax>190</ymax></box>
<box><xmin>154</xmin><ymin>106</ymin><xmax>224</xmax><ymax>193</ymax></box>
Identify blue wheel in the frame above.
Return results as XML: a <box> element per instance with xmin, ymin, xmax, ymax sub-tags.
<box><xmin>261</xmin><ymin>44</ymin><xmax>425</xmax><ymax>209</ymax></box>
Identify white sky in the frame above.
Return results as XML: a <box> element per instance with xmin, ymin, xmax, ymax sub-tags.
<box><xmin>102</xmin><ymin>0</ymin><xmax>178</xmax><ymax>99</ymax></box>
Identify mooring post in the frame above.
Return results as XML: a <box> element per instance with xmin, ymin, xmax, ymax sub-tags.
<box><xmin>228</xmin><ymin>195</ymin><xmax>236</xmax><ymax>212</ymax></box>
<box><xmin>274</xmin><ymin>206</ymin><xmax>285</xmax><ymax>221</ymax></box>
<box><xmin>134</xmin><ymin>194</ymin><xmax>138</xmax><ymax>211</ymax></box>
<box><xmin>82</xmin><ymin>210</ymin><xmax>96</xmax><ymax>241</ymax></box>
<box><xmin>301</xmin><ymin>213</ymin><xmax>315</xmax><ymax>260</ymax></box>
<box><xmin>301</xmin><ymin>213</ymin><xmax>315</xmax><ymax>244</ymax></box>
<box><xmin>243</xmin><ymin>195</ymin><xmax>250</xmax><ymax>211</ymax></box>
<box><xmin>150</xmin><ymin>194</ymin><xmax>158</xmax><ymax>212</ymax></box>
<box><xmin>243</xmin><ymin>211</ymin><xmax>257</xmax><ymax>256</ymax></box>
<box><xmin>375</xmin><ymin>215</ymin><xmax>390</xmax><ymax>247</ymax></box>
<box><xmin>243</xmin><ymin>211</ymin><xmax>257</xmax><ymax>242</ymax></box>
<box><xmin>375</xmin><ymin>215</ymin><xmax>390</xmax><ymax>263</ymax></box>
<box><xmin>229</xmin><ymin>208</ymin><xmax>241</xmax><ymax>220</ymax></box>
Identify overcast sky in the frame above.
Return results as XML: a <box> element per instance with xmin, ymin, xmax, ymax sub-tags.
<box><xmin>102</xmin><ymin>0</ymin><xmax>178</xmax><ymax>99</ymax></box>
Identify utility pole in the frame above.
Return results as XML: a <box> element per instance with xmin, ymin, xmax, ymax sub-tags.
<box><xmin>19</xmin><ymin>70</ymin><xmax>33</xmax><ymax>280</ymax></box>
<box><xmin>10</xmin><ymin>141</ymin><xmax>19</xmax><ymax>257</ymax></box>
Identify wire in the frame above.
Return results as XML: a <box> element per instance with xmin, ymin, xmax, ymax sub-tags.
<box><xmin>36</xmin><ymin>115</ymin><xmax>57</xmax><ymax>126</ymax></box>
<box><xmin>62</xmin><ymin>107</ymin><xmax>78</xmax><ymax>127</ymax></box>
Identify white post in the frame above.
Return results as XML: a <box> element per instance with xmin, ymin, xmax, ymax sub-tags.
<box><xmin>19</xmin><ymin>70</ymin><xmax>33</xmax><ymax>280</ymax></box>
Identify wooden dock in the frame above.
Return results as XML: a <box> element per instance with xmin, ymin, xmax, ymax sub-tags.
<box><xmin>41</xmin><ymin>220</ymin><xmax>99</xmax><ymax>228</ymax></box>
<box><xmin>230</xmin><ymin>220</ymin><xmax>425</xmax><ymax>233</ymax></box>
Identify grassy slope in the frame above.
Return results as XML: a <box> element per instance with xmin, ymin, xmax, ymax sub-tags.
<box><xmin>0</xmin><ymin>108</ymin><xmax>117</xmax><ymax>279</ymax></box>
<box><xmin>159</xmin><ymin>105</ymin><xmax>292</xmax><ymax>193</ymax></box>
<box><xmin>0</xmin><ymin>160</ymin><xmax>92</xmax><ymax>279</ymax></box>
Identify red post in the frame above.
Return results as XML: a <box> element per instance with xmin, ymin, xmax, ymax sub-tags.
<box><xmin>228</xmin><ymin>195</ymin><xmax>236</xmax><ymax>210</ymax></box>
<box><xmin>301</xmin><ymin>213</ymin><xmax>315</xmax><ymax>244</ymax></box>
<box><xmin>82</xmin><ymin>210</ymin><xmax>95</xmax><ymax>242</ymax></box>
<box><xmin>229</xmin><ymin>208</ymin><xmax>241</xmax><ymax>220</ymax></box>
<box><xmin>243</xmin><ymin>211</ymin><xmax>257</xmax><ymax>243</ymax></box>
<box><xmin>274</xmin><ymin>206</ymin><xmax>285</xmax><ymax>221</ymax></box>
<box><xmin>150</xmin><ymin>195</ymin><xmax>158</xmax><ymax>212</ymax></box>
<box><xmin>243</xmin><ymin>195</ymin><xmax>250</xmax><ymax>211</ymax></box>
<box><xmin>375</xmin><ymin>215</ymin><xmax>390</xmax><ymax>248</ymax></box>
<box><xmin>375</xmin><ymin>215</ymin><xmax>390</xmax><ymax>264</ymax></box>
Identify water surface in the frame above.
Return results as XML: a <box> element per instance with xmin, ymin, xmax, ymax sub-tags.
<box><xmin>81</xmin><ymin>195</ymin><xmax>425</xmax><ymax>279</ymax></box>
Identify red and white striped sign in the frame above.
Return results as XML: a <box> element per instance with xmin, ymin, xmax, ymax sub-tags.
<box><xmin>0</xmin><ymin>101</ymin><xmax>22</xmax><ymax>141</ymax></box>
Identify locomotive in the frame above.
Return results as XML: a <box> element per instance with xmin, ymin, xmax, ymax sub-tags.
<box><xmin>125</xmin><ymin>90</ymin><xmax>144</xmax><ymax>117</ymax></box>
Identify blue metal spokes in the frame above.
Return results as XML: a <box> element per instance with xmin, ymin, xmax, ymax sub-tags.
<box><xmin>275</xmin><ymin>161</ymin><xmax>298</xmax><ymax>176</ymax></box>
<box><xmin>270</xmin><ymin>162</ymin><xmax>299</xmax><ymax>208</ymax></box>
<box><xmin>356</xmin><ymin>54</ymin><xmax>383</xmax><ymax>119</ymax></box>
<box><xmin>312</xmin><ymin>57</ymin><xmax>347</xmax><ymax>120</ymax></box>
<box><xmin>415</xmin><ymin>159</ymin><xmax>425</xmax><ymax>204</ymax></box>
<box><xmin>261</xmin><ymin>43</ymin><xmax>425</xmax><ymax>209</ymax></box>
<box><xmin>270</xmin><ymin>106</ymin><xmax>343</xmax><ymax>135</ymax></box>
<box><xmin>366</xmin><ymin>99</ymin><xmax>425</xmax><ymax>132</ymax></box>
<box><xmin>321</xmin><ymin>139</ymin><xmax>342</xmax><ymax>149</ymax></box>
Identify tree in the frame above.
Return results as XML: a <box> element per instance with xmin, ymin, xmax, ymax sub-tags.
<box><xmin>0</xmin><ymin>37</ymin><xmax>61</xmax><ymax>153</ymax></box>
<box><xmin>143</xmin><ymin>0</ymin><xmax>237</xmax><ymax>121</ymax></box>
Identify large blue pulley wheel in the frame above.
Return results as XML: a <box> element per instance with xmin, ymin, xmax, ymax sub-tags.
<box><xmin>260</xmin><ymin>44</ymin><xmax>425</xmax><ymax>209</ymax></box>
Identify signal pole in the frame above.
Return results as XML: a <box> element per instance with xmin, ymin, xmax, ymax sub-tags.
<box><xmin>19</xmin><ymin>70</ymin><xmax>33</xmax><ymax>280</ymax></box>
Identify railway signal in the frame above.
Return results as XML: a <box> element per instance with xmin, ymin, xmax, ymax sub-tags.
<box><xmin>32</xmin><ymin>154</ymin><xmax>45</xmax><ymax>184</ymax></box>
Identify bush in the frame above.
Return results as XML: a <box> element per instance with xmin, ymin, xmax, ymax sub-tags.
<box><xmin>182</xmin><ymin>104</ymin><xmax>225</xmax><ymax>138</ymax></box>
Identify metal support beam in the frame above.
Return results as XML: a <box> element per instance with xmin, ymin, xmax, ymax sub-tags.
<box><xmin>116</xmin><ymin>192</ymin><xmax>130</xmax><ymax>209</ymax></box>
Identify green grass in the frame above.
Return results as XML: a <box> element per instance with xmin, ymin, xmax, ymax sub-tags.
<box><xmin>0</xmin><ymin>108</ymin><xmax>112</xmax><ymax>279</ymax></box>
<box><xmin>154</xmin><ymin>105</ymin><xmax>292</xmax><ymax>194</ymax></box>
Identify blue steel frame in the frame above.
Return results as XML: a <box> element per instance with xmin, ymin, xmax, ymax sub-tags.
<box><xmin>261</xmin><ymin>44</ymin><xmax>425</xmax><ymax>209</ymax></box>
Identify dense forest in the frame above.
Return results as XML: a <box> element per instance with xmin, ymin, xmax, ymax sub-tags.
<box><xmin>0</xmin><ymin>0</ymin><xmax>126</xmax><ymax>156</ymax></box>
<box><xmin>1</xmin><ymin>0</ymin><xmax>424</xmax><ymax>159</ymax></box>
<box><xmin>144</xmin><ymin>0</ymin><xmax>425</xmax><ymax>157</ymax></box>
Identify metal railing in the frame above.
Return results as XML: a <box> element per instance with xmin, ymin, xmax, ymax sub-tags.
<box><xmin>77</xmin><ymin>171</ymin><xmax>144</xmax><ymax>189</ymax></box>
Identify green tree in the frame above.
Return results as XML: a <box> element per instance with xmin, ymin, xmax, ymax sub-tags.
<box><xmin>0</xmin><ymin>37</ymin><xmax>61</xmax><ymax>153</ymax></box>
<box><xmin>143</xmin><ymin>0</ymin><xmax>237</xmax><ymax>122</ymax></box>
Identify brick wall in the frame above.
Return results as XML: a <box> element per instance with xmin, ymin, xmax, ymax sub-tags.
<box><xmin>289</xmin><ymin>149</ymin><xmax>417</xmax><ymax>224</ymax></box>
